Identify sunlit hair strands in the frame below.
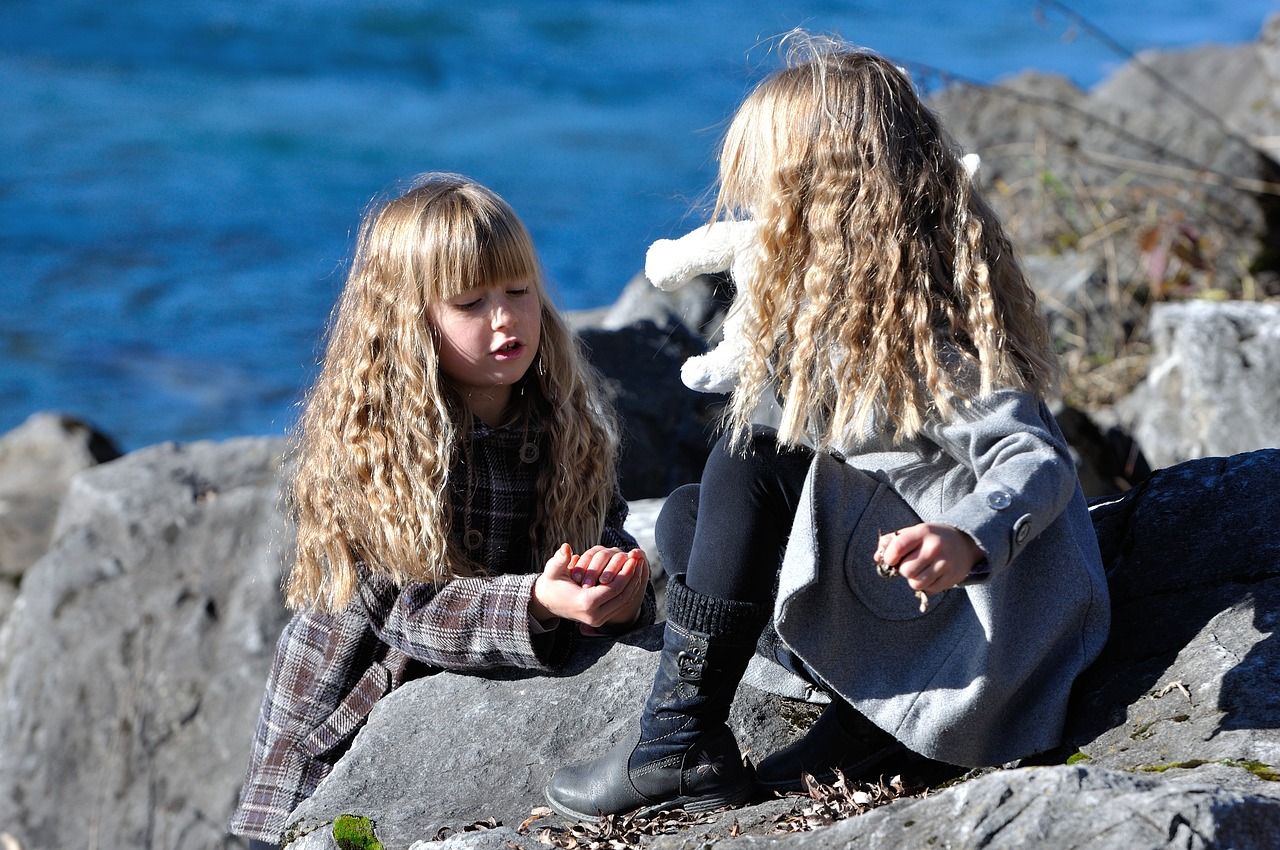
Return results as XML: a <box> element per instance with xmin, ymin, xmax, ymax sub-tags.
<box><xmin>286</xmin><ymin>173</ymin><xmax>621</xmax><ymax>612</ymax></box>
<box><xmin>716</xmin><ymin>34</ymin><xmax>1059</xmax><ymax>450</ymax></box>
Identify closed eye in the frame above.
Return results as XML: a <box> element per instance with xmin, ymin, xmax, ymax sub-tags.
<box><xmin>507</xmin><ymin>287</ymin><xmax>530</xmax><ymax>297</ymax></box>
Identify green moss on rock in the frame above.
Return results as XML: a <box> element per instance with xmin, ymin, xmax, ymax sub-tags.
<box><xmin>333</xmin><ymin>815</ymin><xmax>384</xmax><ymax>850</ymax></box>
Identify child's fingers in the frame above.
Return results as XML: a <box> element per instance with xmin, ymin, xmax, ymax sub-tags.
<box><xmin>568</xmin><ymin>552</ymin><xmax>586</xmax><ymax>584</ymax></box>
<box><xmin>545</xmin><ymin>543</ymin><xmax>575</xmax><ymax>579</ymax></box>
<box><xmin>602</xmin><ymin>554</ymin><xmax>645</xmax><ymax>597</ymax></box>
<box><xmin>597</xmin><ymin>551</ymin><xmax>638</xmax><ymax>586</ymax></box>
<box><xmin>595</xmin><ymin>564</ymin><xmax>647</xmax><ymax>620</ymax></box>
<box><xmin>891</xmin><ymin>525</ymin><xmax>981</xmax><ymax>595</ymax></box>
<box><xmin>574</xmin><ymin>547</ymin><xmax>608</xmax><ymax>587</ymax></box>
<box><xmin>577</xmin><ymin>546</ymin><xmax>636</xmax><ymax>587</ymax></box>
<box><xmin>877</xmin><ymin>524</ymin><xmax>924</xmax><ymax>569</ymax></box>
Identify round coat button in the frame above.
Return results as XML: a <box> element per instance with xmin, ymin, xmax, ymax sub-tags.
<box><xmin>987</xmin><ymin>490</ymin><xmax>1012</xmax><ymax>510</ymax></box>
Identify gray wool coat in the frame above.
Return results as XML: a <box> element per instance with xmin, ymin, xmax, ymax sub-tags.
<box><xmin>762</xmin><ymin>389</ymin><xmax>1110</xmax><ymax>768</ymax></box>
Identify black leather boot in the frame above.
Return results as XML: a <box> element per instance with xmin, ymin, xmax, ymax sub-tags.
<box><xmin>755</xmin><ymin>698</ymin><xmax>906</xmax><ymax>793</ymax></box>
<box><xmin>545</xmin><ymin>577</ymin><xmax>771</xmax><ymax>820</ymax></box>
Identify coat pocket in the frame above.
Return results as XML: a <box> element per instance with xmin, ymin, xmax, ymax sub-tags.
<box><xmin>840</xmin><ymin>480</ymin><xmax>944</xmax><ymax>621</ymax></box>
<box><xmin>301</xmin><ymin>661</ymin><xmax>391</xmax><ymax>758</ymax></box>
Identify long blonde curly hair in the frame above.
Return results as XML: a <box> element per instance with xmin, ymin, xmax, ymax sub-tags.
<box><xmin>717</xmin><ymin>35</ymin><xmax>1059</xmax><ymax>450</ymax></box>
<box><xmin>285</xmin><ymin>173</ymin><xmax>621</xmax><ymax>612</ymax></box>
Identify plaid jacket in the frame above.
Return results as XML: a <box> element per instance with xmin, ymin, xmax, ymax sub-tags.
<box><xmin>228</xmin><ymin>420</ymin><xmax>647</xmax><ymax>843</ymax></box>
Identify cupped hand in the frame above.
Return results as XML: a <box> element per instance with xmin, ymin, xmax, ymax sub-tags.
<box><xmin>531</xmin><ymin>544</ymin><xmax>650</xmax><ymax>630</ymax></box>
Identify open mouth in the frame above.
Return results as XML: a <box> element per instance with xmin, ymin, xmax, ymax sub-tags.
<box><xmin>495</xmin><ymin>339</ymin><xmax>522</xmax><ymax>354</ymax></box>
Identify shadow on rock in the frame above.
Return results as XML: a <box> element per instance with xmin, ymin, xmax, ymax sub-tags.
<box><xmin>1065</xmin><ymin>449</ymin><xmax>1280</xmax><ymax>760</ymax></box>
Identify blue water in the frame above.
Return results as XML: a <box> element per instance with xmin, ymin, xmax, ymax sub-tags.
<box><xmin>3</xmin><ymin>1</ymin><xmax>1276</xmax><ymax>450</ymax></box>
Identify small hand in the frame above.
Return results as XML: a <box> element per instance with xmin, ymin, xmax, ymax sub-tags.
<box><xmin>579</xmin><ymin>551</ymin><xmax>650</xmax><ymax>635</ymax></box>
<box><xmin>875</xmin><ymin>523</ymin><xmax>983</xmax><ymax>598</ymax></box>
<box><xmin>533</xmin><ymin>544</ymin><xmax>650</xmax><ymax>630</ymax></box>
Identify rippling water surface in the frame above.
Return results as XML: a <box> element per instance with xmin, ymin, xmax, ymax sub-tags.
<box><xmin>2</xmin><ymin>0</ymin><xmax>1274</xmax><ymax>448</ymax></box>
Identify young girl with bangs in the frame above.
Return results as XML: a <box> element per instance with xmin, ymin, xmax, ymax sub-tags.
<box><xmin>547</xmin><ymin>36</ymin><xmax>1109</xmax><ymax>819</ymax></box>
<box><xmin>230</xmin><ymin>173</ymin><xmax>652</xmax><ymax>849</ymax></box>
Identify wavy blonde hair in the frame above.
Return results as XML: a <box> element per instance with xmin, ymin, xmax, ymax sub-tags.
<box><xmin>716</xmin><ymin>35</ymin><xmax>1059</xmax><ymax>450</ymax></box>
<box><xmin>286</xmin><ymin>173</ymin><xmax>620</xmax><ymax>612</ymax></box>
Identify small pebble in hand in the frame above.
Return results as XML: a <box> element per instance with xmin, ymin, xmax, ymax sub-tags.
<box><xmin>874</xmin><ymin>531</ymin><xmax>929</xmax><ymax>613</ymax></box>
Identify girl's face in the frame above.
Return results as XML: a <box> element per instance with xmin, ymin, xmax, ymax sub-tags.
<box><xmin>430</xmin><ymin>280</ymin><xmax>542</xmax><ymax>426</ymax></box>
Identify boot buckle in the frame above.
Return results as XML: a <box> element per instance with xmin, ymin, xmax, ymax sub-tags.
<box><xmin>676</xmin><ymin>650</ymin><xmax>704</xmax><ymax>682</ymax></box>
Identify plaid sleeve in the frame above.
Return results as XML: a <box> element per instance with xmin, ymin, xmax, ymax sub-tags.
<box><xmin>356</xmin><ymin>571</ymin><xmax>567</xmax><ymax>671</ymax></box>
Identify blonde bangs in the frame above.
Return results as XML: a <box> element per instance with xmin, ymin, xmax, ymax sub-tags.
<box><xmin>368</xmin><ymin>174</ymin><xmax>541</xmax><ymax>305</ymax></box>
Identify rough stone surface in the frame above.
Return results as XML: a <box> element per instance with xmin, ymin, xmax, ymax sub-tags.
<box><xmin>285</xmin><ymin>624</ymin><xmax>809</xmax><ymax>850</ymax></box>
<box><xmin>930</xmin><ymin>64</ymin><xmax>1278</xmax><ymax>296</ymax></box>
<box><xmin>734</xmin><ymin>765</ymin><xmax>1280</xmax><ymax>850</ymax></box>
<box><xmin>1066</xmin><ymin>449</ymin><xmax>1280</xmax><ymax>769</ymax></box>
<box><xmin>280</xmin><ymin>449</ymin><xmax>1280</xmax><ymax>850</ymax></box>
<box><xmin>289</xmin><ymin>763</ymin><xmax>1280</xmax><ymax>850</ymax></box>
<box><xmin>579</xmin><ymin>320</ymin><xmax>722</xmax><ymax>500</ymax></box>
<box><xmin>0</xmin><ymin>438</ymin><xmax>293</xmax><ymax>850</ymax></box>
<box><xmin>1108</xmin><ymin>301</ymin><xmax>1280</xmax><ymax>469</ymax></box>
<box><xmin>1090</xmin><ymin>20</ymin><xmax>1280</xmax><ymax>163</ymax></box>
<box><xmin>0</xmin><ymin>412</ymin><xmax>121</xmax><ymax>582</ymax></box>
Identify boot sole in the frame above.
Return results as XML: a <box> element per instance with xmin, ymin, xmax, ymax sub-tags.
<box><xmin>755</xmin><ymin>742</ymin><xmax>905</xmax><ymax>793</ymax></box>
<box><xmin>756</xmin><ymin>746</ymin><xmax>968</xmax><ymax>794</ymax></box>
<box><xmin>544</xmin><ymin>776</ymin><xmax>754</xmax><ymax>823</ymax></box>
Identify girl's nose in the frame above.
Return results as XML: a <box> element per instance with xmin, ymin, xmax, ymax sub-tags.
<box><xmin>490</xmin><ymin>297</ymin><xmax>514</xmax><ymax>328</ymax></box>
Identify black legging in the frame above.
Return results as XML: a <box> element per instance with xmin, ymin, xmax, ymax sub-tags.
<box><xmin>656</xmin><ymin>427</ymin><xmax>812</xmax><ymax>604</ymax></box>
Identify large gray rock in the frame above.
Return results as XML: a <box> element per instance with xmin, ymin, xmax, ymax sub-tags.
<box><xmin>649</xmin><ymin>764</ymin><xmax>1280</xmax><ymax>850</ymax></box>
<box><xmin>1066</xmin><ymin>449</ymin><xmax>1280</xmax><ymax>769</ymax></box>
<box><xmin>292</xmin><ymin>759</ymin><xmax>1280</xmax><ymax>850</ymax></box>
<box><xmin>1108</xmin><ymin>301</ymin><xmax>1280</xmax><ymax>469</ymax></box>
<box><xmin>0</xmin><ymin>412</ymin><xmax>120</xmax><ymax>583</ymax></box>
<box><xmin>0</xmin><ymin>438</ymin><xmax>292</xmax><ymax>850</ymax></box>
<box><xmin>293</xmin><ymin>764</ymin><xmax>1280</xmax><ymax>850</ymax></box>
<box><xmin>579</xmin><ymin>320</ymin><xmax>722</xmax><ymax>499</ymax></box>
<box><xmin>284</xmin><ymin>625</ymin><xmax>808</xmax><ymax>850</ymax></box>
<box><xmin>278</xmin><ymin>450</ymin><xmax>1280</xmax><ymax>850</ymax></box>
<box><xmin>1091</xmin><ymin>16</ymin><xmax>1280</xmax><ymax>162</ymax></box>
<box><xmin>929</xmin><ymin>63</ymin><xmax>1277</xmax><ymax>298</ymax></box>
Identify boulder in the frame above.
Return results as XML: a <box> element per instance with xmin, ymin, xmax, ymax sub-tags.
<box><xmin>274</xmin><ymin>449</ymin><xmax>1280</xmax><ymax>850</ymax></box>
<box><xmin>1090</xmin><ymin>16</ymin><xmax>1280</xmax><ymax>163</ymax></box>
<box><xmin>0</xmin><ymin>438</ymin><xmax>293</xmax><ymax>850</ymax></box>
<box><xmin>578</xmin><ymin>320</ymin><xmax>722</xmax><ymax>500</ymax></box>
<box><xmin>284</xmin><ymin>626</ymin><xmax>807</xmax><ymax>850</ymax></box>
<box><xmin>568</xmin><ymin>272</ymin><xmax>739</xmax><ymax>501</ymax></box>
<box><xmin>287</xmin><ymin>758</ymin><xmax>1280</xmax><ymax>850</ymax></box>
<box><xmin>581</xmin><ymin>271</ymin><xmax>733</xmax><ymax>343</ymax></box>
<box><xmin>0</xmin><ymin>412</ymin><xmax>121</xmax><ymax>584</ymax></box>
<box><xmin>1107</xmin><ymin>301</ymin><xmax>1280</xmax><ymax>469</ymax></box>
<box><xmin>929</xmin><ymin>65</ymin><xmax>1278</xmax><ymax>299</ymax></box>
<box><xmin>295</xmin><ymin>765</ymin><xmax>1280</xmax><ymax>850</ymax></box>
<box><xmin>1066</xmin><ymin>449</ymin><xmax>1280</xmax><ymax>769</ymax></box>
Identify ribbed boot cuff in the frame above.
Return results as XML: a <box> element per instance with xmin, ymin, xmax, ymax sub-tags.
<box><xmin>665</xmin><ymin>575</ymin><xmax>772</xmax><ymax>640</ymax></box>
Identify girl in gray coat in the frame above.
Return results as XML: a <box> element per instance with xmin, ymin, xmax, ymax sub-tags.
<box><xmin>546</xmin><ymin>36</ymin><xmax>1110</xmax><ymax>819</ymax></box>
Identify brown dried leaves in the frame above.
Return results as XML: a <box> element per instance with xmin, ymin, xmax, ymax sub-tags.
<box><xmin>521</xmin><ymin>806</ymin><xmax>719</xmax><ymax>850</ymax></box>
<box><xmin>770</xmin><ymin>770</ymin><xmax>923</xmax><ymax>833</ymax></box>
